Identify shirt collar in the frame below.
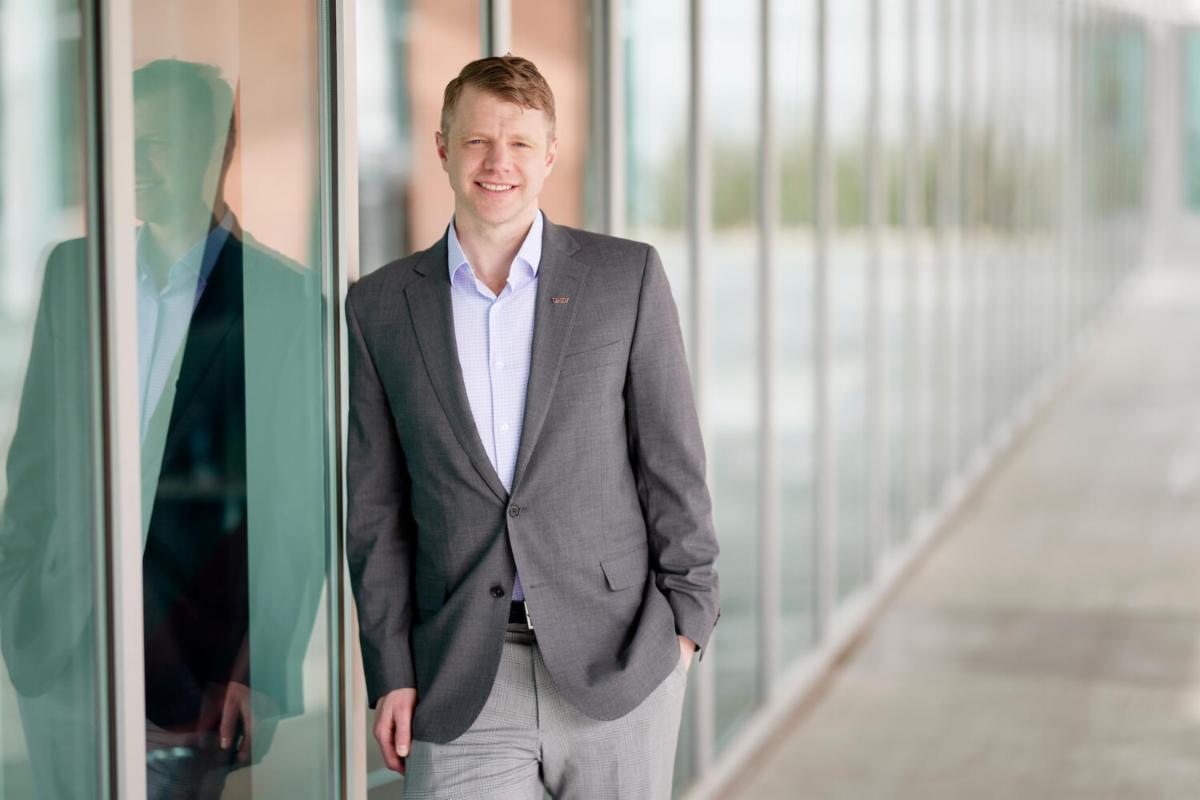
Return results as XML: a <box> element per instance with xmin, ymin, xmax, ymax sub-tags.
<box><xmin>136</xmin><ymin>211</ymin><xmax>234</xmax><ymax>293</ymax></box>
<box><xmin>446</xmin><ymin>210</ymin><xmax>544</xmax><ymax>285</ymax></box>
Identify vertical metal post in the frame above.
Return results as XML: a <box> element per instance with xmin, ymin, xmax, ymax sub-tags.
<box><xmin>93</xmin><ymin>0</ymin><xmax>144</xmax><ymax>794</ymax></box>
<box><xmin>934</xmin><ymin>0</ymin><xmax>951</xmax><ymax>501</ymax></box>
<box><xmin>687</xmin><ymin>0</ymin><xmax>715</xmax><ymax>772</ymax></box>
<box><xmin>604</xmin><ymin>0</ymin><xmax>626</xmax><ymax>237</ymax></box>
<box><xmin>756</xmin><ymin>0</ymin><xmax>779</xmax><ymax>701</ymax></box>
<box><xmin>813</xmin><ymin>0</ymin><xmax>833</xmax><ymax>640</ymax></box>
<box><xmin>865</xmin><ymin>0</ymin><xmax>884</xmax><ymax>580</ymax></box>
<box><xmin>486</xmin><ymin>0</ymin><xmax>512</xmax><ymax>56</ymax></box>
<box><xmin>902</xmin><ymin>0</ymin><xmax>920</xmax><ymax>539</ymax></box>
<box><xmin>320</xmin><ymin>0</ymin><xmax>357</xmax><ymax>796</ymax></box>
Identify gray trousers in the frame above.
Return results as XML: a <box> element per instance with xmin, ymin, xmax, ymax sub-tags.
<box><xmin>403</xmin><ymin>626</ymin><xmax>688</xmax><ymax>799</ymax></box>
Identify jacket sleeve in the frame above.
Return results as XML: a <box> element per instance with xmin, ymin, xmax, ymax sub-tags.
<box><xmin>624</xmin><ymin>245</ymin><xmax>720</xmax><ymax>658</ymax></box>
<box><xmin>345</xmin><ymin>286</ymin><xmax>417</xmax><ymax>704</ymax></box>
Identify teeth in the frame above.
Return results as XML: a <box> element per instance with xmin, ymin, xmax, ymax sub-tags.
<box><xmin>479</xmin><ymin>182</ymin><xmax>514</xmax><ymax>191</ymax></box>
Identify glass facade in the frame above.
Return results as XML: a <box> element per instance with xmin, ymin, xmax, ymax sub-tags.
<box><xmin>0</xmin><ymin>2</ymin><xmax>107</xmax><ymax>797</ymax></box>
<box><xmin>704</xmin><ymin>0</ymin><xmax>762</xmax><ymax>755</ymax></box>
<box><xmin>0</xmin><ymin>0</ymin><xmax>1166</xmax><ymax>797</ymax></box>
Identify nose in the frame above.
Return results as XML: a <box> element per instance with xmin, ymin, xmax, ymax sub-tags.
<box><xmin>482</xmin><ymin>142</ymin><xmax>513</xmax><ymax>173</ymax></box>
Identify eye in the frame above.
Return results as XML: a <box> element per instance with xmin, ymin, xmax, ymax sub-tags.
<box><xmin>514</xmin><ymin>142</ymin><xmax>531</xmax><ymax>149</ymax></box>
<box><xmin>467</xmin><ymin>139</ymin><xmax>484</xmax><ymax>145</ymax></box>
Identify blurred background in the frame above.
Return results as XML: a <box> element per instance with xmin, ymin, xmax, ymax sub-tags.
<box><xmin>1</xmin><ymin>0</ymin><xmax>1198</xmax><ymax>798</ymax></box>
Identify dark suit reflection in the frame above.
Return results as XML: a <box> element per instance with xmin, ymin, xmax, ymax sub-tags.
<box><xmin>0</xmin><ymin>58</ymin><xmax>325</xmax><ymax>800</ymax></box>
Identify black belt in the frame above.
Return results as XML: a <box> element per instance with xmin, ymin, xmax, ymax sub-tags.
<box><xmin>508</xmin><ymin>601</ymin><xmax>531</xmax><ymax>628</ymax></box>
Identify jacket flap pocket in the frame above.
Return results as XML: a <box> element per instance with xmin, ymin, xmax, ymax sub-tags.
<box><xmin>414</xmin><ymin>573</ymin><xmax>447</xmax><ymax>612</ymax></box>
<box><xmin>600</xmin><ymin>546</ymin><xmax>648</xmax><ymax>591</ymax></box>
<box><xmin>559</xmin><ymin>339</ymin><xmax>624</xmax><ymax>377</ymax></box>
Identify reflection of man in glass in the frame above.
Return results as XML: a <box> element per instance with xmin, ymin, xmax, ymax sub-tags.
<box><xmin>1</xmin><ymin>58</ymin><xmax>324</xmax><ymax>799</ymax></box>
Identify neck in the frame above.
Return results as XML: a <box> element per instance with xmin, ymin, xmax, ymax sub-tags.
<box><xmin>141</xmin><ymin>198</ymin><xmax>225</xmax><ymax>282</ymax></box>
<box><xmin>453</xmin><ymin>206</ymin><xmax>538</xmax><ymax>285</ymax></box>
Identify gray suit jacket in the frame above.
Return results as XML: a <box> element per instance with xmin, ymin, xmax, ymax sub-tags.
<box><xmin>345</xmin><ymin>216</ymin><xmax>719</xmax><ymax>743</ymax></box>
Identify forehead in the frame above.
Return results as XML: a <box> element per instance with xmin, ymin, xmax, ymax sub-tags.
<box><xmin>451</xmin><ymin>84</ymin><xmax>548</xmax><ymax>133</ymax></box>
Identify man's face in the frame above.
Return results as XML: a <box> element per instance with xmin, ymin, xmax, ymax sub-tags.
<box><xmin>133</xmin><ymin>91</ymin><xmax>215</xmax><ymax>224</ymax></box>
<box><xmin>437</xmin><ymin>84</ymin><xmax>557</xmax><ymax>231</ymax></box>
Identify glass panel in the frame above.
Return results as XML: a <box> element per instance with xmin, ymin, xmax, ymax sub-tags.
<box><xmin>357</xmin><ymin>0</ymin><xmax>481</xmax><ymax>274</ymax></box>
<box><xmin>625</xmin><ymin>0</ymin><xmax>691</xmax><ymax>353</ymax></box>
<box><xmin>621</xmin><ymin>0</ymin><xmax>696</xmax><ymax>790</ymax></box>
<box><xmin>772</xmin><ymin>0</ymin><xmax>817</xmax><ymax>667</ymax></box>
<box><xmin>511</xmin><ymin>0</ymin><xmax>601</xmax><ymax>231</ymax></box>
<box><xmin>355</xmin><ymin>5</ymin><xmax>483</xmax><ymax>795</ymax></box>
<box><xmin>129</xmin><ymin>1</ymin><xmax>334</xmax><ymax>794</ymax></box>
<box><xmin>828</xmin><ymin>0</ymin><xmax>870</xmax><ymax>601</ymax></box>
<box><xmin>0</xmin><ymin>2</ymin><xmax>107</xmax><ymax>797</ymax></box>
<box><xmin>704</xmin><ymin>0</ymin><xmax>761</xmax><ymax>753</ymax></box>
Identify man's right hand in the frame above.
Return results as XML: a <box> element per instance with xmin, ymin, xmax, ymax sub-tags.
<box><xmin>374</xmin><ymin>688</ymin><xmax>417</xmax><ymax>774</ymax></box>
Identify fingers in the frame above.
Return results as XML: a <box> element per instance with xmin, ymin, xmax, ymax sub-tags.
<box><xmin>236</xmin><ymin>693</ymin><xmax>254</xmax><ymax>763</ymax></box>
<box><xmin>374</xmin><ymin>706</ymin><xmax>402</xmax><ymax>772</ymax></box>
<box><xmin>218</xmin><ymin>690</ymin><xmax>239</xmax><ymax>751</ymax></box>
<box><xmin>374</xmin><ymin>690</ymin><xmax>416</xmax><ymax>774</ymax></box>
<box><xmin>394</xmin><ymin>702</ymin><xmax>412</xmax><ymax>761</ymax></box>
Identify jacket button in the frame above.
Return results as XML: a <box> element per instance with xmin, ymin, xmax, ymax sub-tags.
<box><xmin>508</xmin><ymin>504</ymin><xmax>520</xmax><ymax>517</ymax></box>
<box><xmin>490</xmin><ymin>585</ymin><xmax>505</xmax><ymax>598</ymax></box>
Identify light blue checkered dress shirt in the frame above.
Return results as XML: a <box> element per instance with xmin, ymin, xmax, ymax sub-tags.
<box><xmin>447</xmin><ymin>211</ymin><xmax>544</xmax><ymax>602</ymax></box>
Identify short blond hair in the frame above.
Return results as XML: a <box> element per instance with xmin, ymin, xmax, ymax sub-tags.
<box><xmin>440</xmin><ymin>54</ymin><xmax>556</xmax><ymax>137</ymax></box>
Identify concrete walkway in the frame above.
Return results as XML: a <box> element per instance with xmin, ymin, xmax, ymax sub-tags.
<box><xmin>728</xmin><ymin>264</ymin><xmax>1200</xmax><ymax>800</ymax></box>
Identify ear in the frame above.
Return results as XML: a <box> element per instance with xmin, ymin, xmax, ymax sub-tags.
<box><xmin>545</xmin><ymin>135</ymin><xmax>559</xmax><ymax>175</ymax></box>
<box><xmin>435</xmin><ymin>130</ymin><xmax>450</xmax><ymax>174</ymax></box>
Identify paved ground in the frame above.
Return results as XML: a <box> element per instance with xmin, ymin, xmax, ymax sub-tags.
<box><xmin>728</xmin><ymin>264</ymin><xmax>1200</xmax><ymax>800</ymax></box>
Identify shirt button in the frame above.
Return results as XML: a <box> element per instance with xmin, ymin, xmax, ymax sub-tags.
<box><xmin>508</xmin><ymin>504</ymin><xmax>520</xmax><ymax>518</ymax></box>
<box><xmin>500</xmin><ymin>423</ymin><xmax>510</xmax><ymax>433</ymax></box>
<box><xmin>490</xmin><ymin>585</ymin><xmax>505</xmax><ymax>598</ymax></box>
<box><xmin>495</xmin><ymin>359</ymin><xmax>504</xmax><ymax>369</ymax></box>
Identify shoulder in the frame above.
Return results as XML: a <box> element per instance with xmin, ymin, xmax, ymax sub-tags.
<box><xmin>347</xmin><ymin>243</ymin><xmax>436</xmax><ymax>318</ymax></box>
<box><xmin>552</xmin><ymin>222</ymin><xmax>654</xmax><ymax>266</ymax></box>
<box><xmin>39</xmin><ymin>236</ymin><xmax>90</xmax><ymax>306</ymax></box>
<box><xmin>546</xmin><ymin>221</ymin><xmax>658</xmax><ymax>287</ymax></box>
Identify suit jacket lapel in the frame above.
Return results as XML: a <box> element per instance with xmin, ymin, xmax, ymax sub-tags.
<box><xmin>510</xmin><ymin>219</ymin><xmax>590</xmax><ymax>492</ymax></box>
<box><xmin>405</xmin><ymin>238</ymin><xmax>510</xmax><ymax>503</ymax></box>
<box><xmin>161</xmin><ymin>233</ymin><xmax>244</xmax><ymax>461</ymax></box>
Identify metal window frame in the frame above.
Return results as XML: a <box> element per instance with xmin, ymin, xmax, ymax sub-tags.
<box><xmin>93</xmin><ymin>0</ymin><xmax>145</xmax><ymax>793</ymax></box>
<box><xmin>321</xmin><ymin>0</ymin><xmax>354</xmax><ymax>797</ymax></box>
<box><xmin>486</xmin><ymin>0</ymin><xmax>513</xmax><ymax>56</ymax></box>
<box><xmin>686</xmin><ymin>0</ymin><xmax>716</xmax><ymax>772</ymax></box>
<box><xmin>865</xmin><ymin>0</ymin><xmax>885</xmax><ymax>584</ymax></box>
<box><xmin>756</xmin><ymin>0</ymin><xmax>780</xmax><ymax>708</ymax></box>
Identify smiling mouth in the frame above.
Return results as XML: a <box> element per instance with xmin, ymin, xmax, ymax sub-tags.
<box><xmin>476</xmin><ymin>181</ymin><xmax>517</xmax><ymax>193</ymax></box>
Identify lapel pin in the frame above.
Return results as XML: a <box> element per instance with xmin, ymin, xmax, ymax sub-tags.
<box><xmin>551</xmin><ymin>296</ymin><xmax>571</xmax><ymax>305</ymax></box>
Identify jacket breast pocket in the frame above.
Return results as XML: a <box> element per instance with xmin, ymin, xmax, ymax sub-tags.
<box><xmin>414</xmin><ymin>574</ymin><xmax>447</xmax><ymax>615</ymax></box>
<box><xmin>559</xmin><ymin>339</ymin><xmax>624</xmax><ymax>378</ymax></box>
<box><xmin>600</xmin><ymin>546</ymin><xmax>649</xmax><ymax>591</ymax></box>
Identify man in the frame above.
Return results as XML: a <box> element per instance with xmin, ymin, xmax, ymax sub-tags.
<box><xmin>0</xmin><ymin>59</ymin><xmax>325</xmax><ymax>799</ymax></box>
<box><xmin>346</xmin><ymin>55</ymin><xmax>719</xmax><ymax>798</ymax></box>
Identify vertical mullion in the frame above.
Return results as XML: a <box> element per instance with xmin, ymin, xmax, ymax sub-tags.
<box><xmin>757</xmin><ymin>0</ymin><xmax>779</xmax><ymax>701</ymax></box>
<box><xmin>813</xmin><ymin>0</ymin><xmax>833</xmax><ymax>640</ymax></box>
<box><xmin>902</xmin><ymin>0</ymin><xmax>919</xmax><ymax>540</ymax></box>
<box><xmin>603</xmin><ymin>0</ymin><xmax>625</xmax><ymax>237</ymax></box>
<box><xmin>321</xmin><ymin>0</ymin><xmax>355</xmax><ymax>796</ymax></box>
<box><xmin>93</xmin><ymin>0</ymin><xmax>144</xmax><ymax>794</ymax></box>
<box><xmin>935</xmin><ymin>0</ymin><xmax>951</xmax><ymax>501</ymax></box>
<box><xmin>487</xmin><ymin>0</ymin><xmax>512</xmax><ymax>56</ymax></box>
<box><xmin>865</xmin><ymin>0</ymin><xmax>884</xmax><ymax>579</ymax></box>
<box><xmin>688</xmin><ymin>0</ymin><xmax>715</xmax><ymax>772</ymax></box>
